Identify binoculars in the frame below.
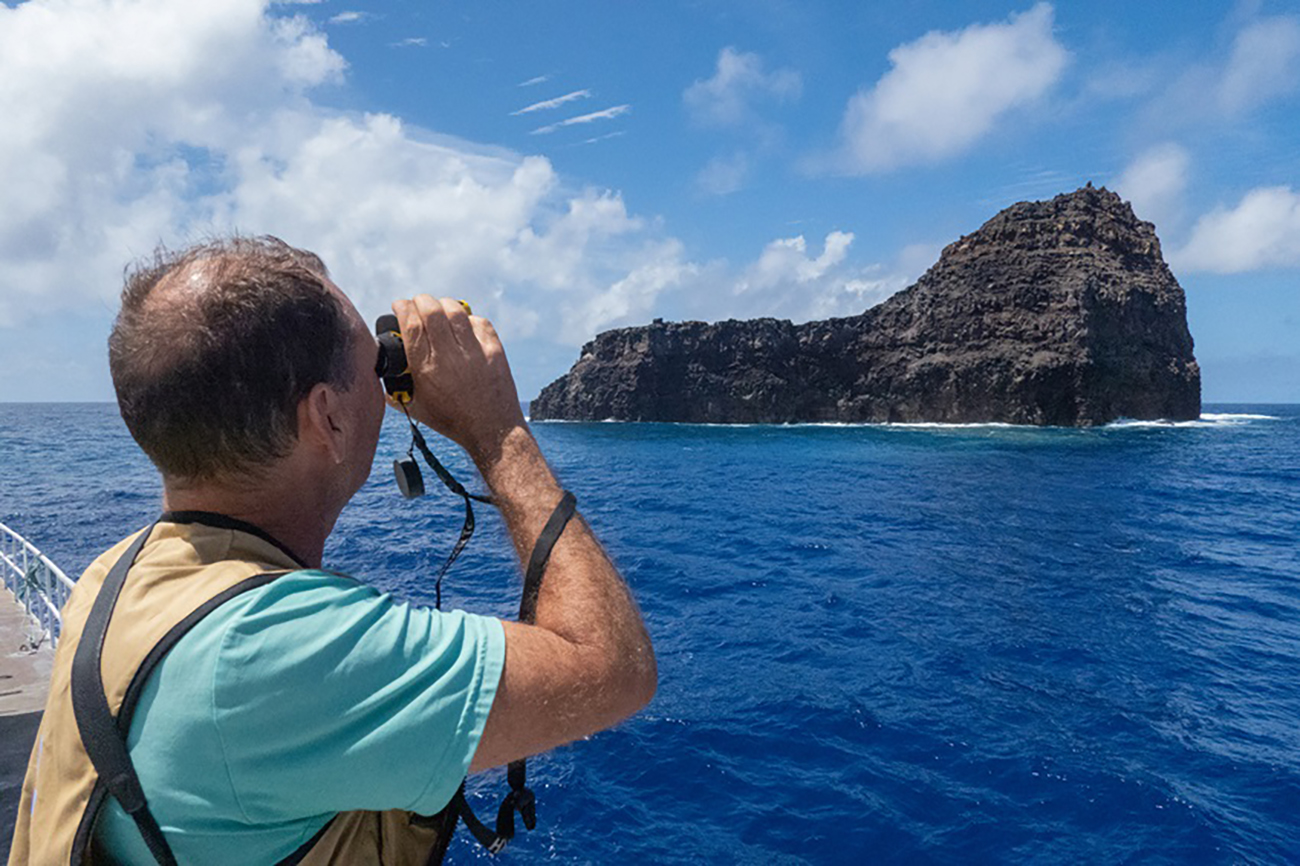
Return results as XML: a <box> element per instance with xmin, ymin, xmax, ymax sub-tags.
<box><xmin>374</xmin><ymin>302</ymin><xmax>474</xmax><ymax>500</ymax></box>
<box><xmin>374</xmin><ymin>301</ymin><xmax>473</xmax><ymax>405</ymax></box>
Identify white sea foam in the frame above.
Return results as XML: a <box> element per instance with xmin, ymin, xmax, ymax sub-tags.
<box><xmin>530</xmin><ymin>412</ymin><xmax>1282</xmax><ymax>429</ymax></box>
<box><xmin>1105</xmin><ymin>413</ymin><xmax>1279</xmax><ymax>429</ymax></box>
<box><xmin>869</xmin><ymin>421</ymin><xmax>1021</xmax><ymax>430</ymax></box>
<box><xmin>1201</xmin><ymin>413</ymin><xmax>1279</xmax><ymax>421</ymax></box>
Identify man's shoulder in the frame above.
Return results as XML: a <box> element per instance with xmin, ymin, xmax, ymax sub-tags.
<box><xmin>201</xmin><ymin>567</ymin><xmax>379</xmax><ymax>640</ymax></box>
<box><xmin>205</xmin><ymin>568</ymin><xmax>489</xmax><ymax>662</ymax></box>
<box><xmin>237</xmin><ymin>567</ymin><xmax>379</xmax><ymax>615</ymax></box>
<box><xmin>148</xmin><ymin>569</ymin><xmax>378</xmax><ymax>674</ymax></box>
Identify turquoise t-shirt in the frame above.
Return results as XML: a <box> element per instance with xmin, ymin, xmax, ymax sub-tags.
<box><xmin>96</xmin><ymin>570</ymin><xmax>505</xmax><ymax>864</ymax></box>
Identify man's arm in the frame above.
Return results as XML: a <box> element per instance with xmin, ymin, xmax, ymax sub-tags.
<box><xmin>390</xmin><ymin>295</ymin><xmax>657</xmax><ymax>772</ymax></box>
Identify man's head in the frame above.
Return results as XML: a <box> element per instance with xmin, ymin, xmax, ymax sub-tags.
<box><xmin>109</xmin><ymin>236</ymin><xmax>382</xmax><ymax>490</ymax></box>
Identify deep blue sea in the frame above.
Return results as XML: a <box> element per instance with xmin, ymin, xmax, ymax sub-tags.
<box><xmin>2</xmin><ymin>403</ymin><xmax>1298</xmax><ymax>864</ymax></box>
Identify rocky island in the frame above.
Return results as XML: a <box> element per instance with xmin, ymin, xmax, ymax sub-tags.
<box><xmin>531</xmin><ymin>186</ymin><xmax>1201</xmax><ymax>426</ymax></box>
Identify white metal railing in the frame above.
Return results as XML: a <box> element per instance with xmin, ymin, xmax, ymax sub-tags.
<box><xmin>1</xmin><ymin>521</ymin><xmax>76</xmax><ymax>649</ymax></box>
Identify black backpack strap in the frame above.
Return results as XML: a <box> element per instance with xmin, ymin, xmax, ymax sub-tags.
<box><xmin>455</xmin><ymin>490</ymin><xmax>578</xmax><ymax>856</ymax></box>
<box><xmin>70</xmin><ymin>522</ymin><xmax>290</xmax><ymax>865</ymax></box>
<box><xmin>70</xmin><ymin>524</ymin><xmax>175</xmax><ymax>866</ymax></box>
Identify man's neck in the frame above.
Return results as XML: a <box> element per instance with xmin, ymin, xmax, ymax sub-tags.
<box><xmin>161</xmin><ymin>475</ymin><xmax>338</xmax><ymax>568</ymax></box>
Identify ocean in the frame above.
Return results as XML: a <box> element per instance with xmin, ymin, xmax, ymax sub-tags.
<box><xmin>2</xmin><ymin>403</ymin><xmax>1297</xmax><ymax>864</ymax></box>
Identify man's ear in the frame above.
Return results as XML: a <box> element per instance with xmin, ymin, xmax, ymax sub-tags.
<box><xmin>300</xmin><ymin>383</ymin><xmax>347</xmax><ymax>465</ymax></box>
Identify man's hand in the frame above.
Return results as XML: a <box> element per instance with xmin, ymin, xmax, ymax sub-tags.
<box><xmin>390</xmin><ymin>295</ymin><xmax>526</xmax><ymax>463</ymax></box>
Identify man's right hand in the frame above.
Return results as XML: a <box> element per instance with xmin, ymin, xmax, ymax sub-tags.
<box><xmin>390</xmin><ymin>295</ymin><xmax>527</xmax><ymax>463</ymax></box>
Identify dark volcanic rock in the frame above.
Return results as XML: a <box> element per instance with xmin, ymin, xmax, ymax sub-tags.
<box><xmin>531</xmin><ymin>186</ymin><xmax>1201</xmax><ymax>426</ymax></box>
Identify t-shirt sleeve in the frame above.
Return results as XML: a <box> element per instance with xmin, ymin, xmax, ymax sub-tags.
<box><xmin>209</xmin><ymin>571</ymin><xmax>505</xmax><ymax>820</ymax></box>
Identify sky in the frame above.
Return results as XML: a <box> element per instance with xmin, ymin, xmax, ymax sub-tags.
<box><xmin>1</xmin><ymin>0</ymin><xmax>1298</xmax><ymax>403</ymax></box>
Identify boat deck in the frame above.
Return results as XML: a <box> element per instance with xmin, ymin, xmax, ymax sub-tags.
<box><xmin>2</xmin><ymin>585</ymin><xmax>51</xmax><ymax>856</ymax></box>
<box><xmin>0</xmin><ymin>585</ymin><xmax>52</xmax><ymax>717</ymax></box>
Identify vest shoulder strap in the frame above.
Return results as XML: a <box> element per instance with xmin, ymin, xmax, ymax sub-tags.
<box><xmin>69</xmin><ymin>522</ymin><xmax>291</xmax><ymax>865</ymax></box>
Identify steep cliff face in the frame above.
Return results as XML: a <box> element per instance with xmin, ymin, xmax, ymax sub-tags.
<box><xmin>531</xmin><ymin>186</ymin><xmax>1201</xmax><ymax>426</ymax></box>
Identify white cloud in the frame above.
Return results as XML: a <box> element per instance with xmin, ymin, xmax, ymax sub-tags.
<box><xmin>831</xmin><ymin>3</ymin><xmax>1067</xmax><ymax>174</ymax></box>
<box><xmin>564</xmin><ymin>240</ymin><xmax>699</xmax><ymax>343</ymax></box>
<box><xmin>691</xmin><ymin>231</ymin><xmax>929</xmax><ymax>324</ymax></box>
<box><xmin>683</xmin><ymin>47</ymin><xmax>801</xmax><ymax>128</ymax></box>
<box><xmin>391</xmin><ymin>37</ymin><xmax>426</xmax><ymax>48</ymax></box>
<box><xmin>328</xmin><ymin>11</ymin><xmax>366</xmax><ymax>25</ymax></box>
<box><xmin>512</xmin><ymin>89</ymin><xmax>591</xmax><ymax>116</ymax></box>
<box><xmin>739</xmin><ymin>231</ymin><xmax>854</xmax><ymax>293</ymax></box>
<box><xmin>1217</xmin><ymin>16</ymin><xmax>1300</xmax><ymax>114</ymax></box>
<box><xmin>518</xmin><ymin>75</ymin><xmax>550</xmax><ymax>87</ymax></box>
<box><xmin>1144</xmin><ymin>14</ymin><xmax>1300</xmax><ymax>129</ymax></box>
<box><xmin>1112</xmin><ymin>142</ymin><xmax>1190</xmax><ymax>230</ymax></box>
<box><xmin>684</xmin><ymin>48</ymin><xmax>798</xmax><ymax>197</ymax></box>
<box><xmin>0</xmin><ymin>0</ymin><xmax>663</xmax><ymax>398</ymax></box>
<box><xmin>1173</xmin><ymin>186</ymin><xmax>1300</xmax><ymax>273</ymax></box>
<box><xmin>695</xmin><ymin>152</ymin><xmax>752</xmax><ymax>196</ymax></box>
<box><xmin>0</xmin><ymin>0</ymin><xmax>934</xmax><ymax>401</ymax></box>
<box><xmin>0</xmin><ymin>0</ymin><xmax>347</xmax><ymax>328</ymax></box>
<box><xmin>530</xmin><ymin>104</ymin><xmax>630</xmax><ymax>135</ymax></box>
<box><xmin>818</xmin><ymin>243</ymin><xmax>938</xmax><ymax>320</ymax></box>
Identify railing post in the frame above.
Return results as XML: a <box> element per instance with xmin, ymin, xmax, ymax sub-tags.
<box><xmin>1</xmin><ymin>521</ymin><xmax>76</xmax><ymax>648</ymax></box>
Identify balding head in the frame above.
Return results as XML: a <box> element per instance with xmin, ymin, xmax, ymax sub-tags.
<box><xmin>109</xmin><ymin>236</ymin><xmax>358</xmax><ymax>483</ymax></box>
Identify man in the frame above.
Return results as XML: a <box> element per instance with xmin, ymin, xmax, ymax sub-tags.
<box><xmin>9</xmin><ymin>237</ymin><xmax>656</xmax><ymax>864</ymax></box>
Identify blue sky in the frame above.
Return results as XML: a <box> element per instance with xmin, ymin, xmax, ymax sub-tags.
<box><xmin>1</xmin><ymin>0</ymin><xmax>1297</xmax><ymax>403</ymax></box>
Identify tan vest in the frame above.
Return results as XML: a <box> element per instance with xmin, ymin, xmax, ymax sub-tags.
<box><xmin>7</xmin><ymin>518</ymin><xmax>451</xmax><ymax>865</ymax></box>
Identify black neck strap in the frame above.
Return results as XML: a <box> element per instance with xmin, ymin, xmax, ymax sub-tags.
<box><xmin>160</xmin><ymin>510</ymin><xmax>309</xmax><ymax>569</ymax></box>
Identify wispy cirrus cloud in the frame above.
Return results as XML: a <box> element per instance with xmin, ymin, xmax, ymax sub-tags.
<box><xmin>512</xmin><ymin>89</ymin><xmax>591</xmax><ymax>116</ymax></box>
<box><xmin>578</xmin><ymin>131</ymin><xmax>626</xmax><ymax>146</ymax></box>
<box><xmin>0</xmin><ymin>0</ymin><xmax>694</xmax><ymax>400</ymax></box>
<box><xmin>531</xmin><ymin>104</ymin><xmax>630</xmax><ymax>135</ymax></box>
<box><xmin>390</xmin><ymin>37</ymin><xmax>426</xmax><ymax>48</ymax></box>
<box><xmin>328</xmin><ymin>11</ymin><xmax>368</xmax><ymax>25</ymax></box>
<box><xmin>518</xmin><ymin>74</ymin><xmax>550</xmax><ymax>87</ymax></box>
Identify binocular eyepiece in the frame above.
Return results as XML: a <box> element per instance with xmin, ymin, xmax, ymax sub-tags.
<box><xmin>374</xmin><ymin>314</ymin><xmax>413</xmax><ymax>404</ymax></box>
